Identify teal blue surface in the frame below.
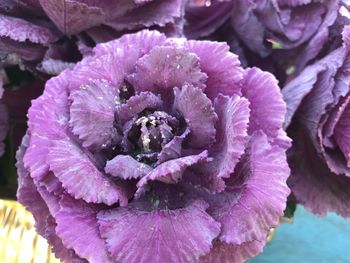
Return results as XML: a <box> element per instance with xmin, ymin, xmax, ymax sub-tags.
<box><xmin>249</xmin><ymin>206</ymin><xmax>350</xmax><ymax>263</ymax></box>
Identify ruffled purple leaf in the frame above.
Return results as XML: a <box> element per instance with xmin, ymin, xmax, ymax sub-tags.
<box><xmin>173</xmin><ymin>84</ymin><xmax>217</xmax><ymax>148</ymax></box>
<box><xmin>199</xmin><ymin>131</ymin><xmax>290</xmax><ymax>244</ymax></box>
<box><xmin>127</xmin><ymin>45</ymin><xmax>207</xmax><ymax>94</ymax></box>
<box><xmin>136</xmin><ymin>151</ymin><xmax>209</xmax><ymax>197</ymax></box>
<box><xmin>105</xmin><ymin>155</ymin><xmax>152</xmax><ymax>180</ymax></box>
<box><xmin>97</xmin><ymin>200</ymin><xmax>220</xmax><ymax>263</ymax></box>
<box><xmin>23</xmin><ymin>70</ymin><xmax>70</xmax><ymax>181</ymax></box>
<box><xmin>48</xmin><ymin>138</ymin><xmax>129</xmax><ymax>206</ymax></box>
<box><xmin>16</xmin><ymin>135</ymin><xmax>50</xmax><ymax>235</ymax></box>
<box><xmin>69</xmin><ymin>78</ymin><xmax>119</xmax><ymax>150</ymax></box>
<box><xmin>157</xmin><ymin>128</ymin><xmax>190</xmax><ymax>164</ymax></box>
<box><xmin>242</xmin><ymin>67</ymin><xmax>286</xmax><ymax>138</ymax></box>
<box><xmin>202</xmin><ymin>94</ymin><xmax>249</xmax><ymax>179</ymax></box>
<box><xmin>16</xmin><ymin>135</ymin><xmax>84</xmax><ymax>262</ymax></box>
<box><xmin>184</xmin><ymin>40</ymin><xmax>243</xmax><ymax>100</ymax></box>
<box><xmin>55</xmin><ymin>195</ymin><xmax>112</xmax><ymax>263</ymax></box>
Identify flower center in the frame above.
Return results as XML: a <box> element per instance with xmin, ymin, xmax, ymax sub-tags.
<box><xmin>127</xmin><ymin>111</ymin><xmax>179</xmax><ymax>162</ymax></box>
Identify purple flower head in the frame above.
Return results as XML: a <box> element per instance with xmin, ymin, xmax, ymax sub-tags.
<box><xmin>0</xmin><ymin>0</ymin><xmax>186</xmax><ymax>75</ymax></box>
<box><xmin>283</xmin><ymin>25</ymin><xmax>350</xmax><ymax>217</ymax></box>
<box><xmin>17</xmin><ymin>30</ymin><xmax>291</xmax><ymax>263</ymax></box>
<box><xmin>185</xmin><ymin>0</ymin><xmax>346</xmax><ymax>78</ymax></box>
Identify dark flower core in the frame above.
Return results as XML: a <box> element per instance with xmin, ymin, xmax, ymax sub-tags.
<box><xmin>126</xmin><ymin>111</ymin><xmax>181</xmax><ymax>162</ymax></box>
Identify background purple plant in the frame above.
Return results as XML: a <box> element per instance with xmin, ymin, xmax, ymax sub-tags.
<box><xmin>283</xmin><ymin>25</ymin><xmax>350</xmax><ymax>217</ymax></box>
<box><xmin>185</xmin><ymin>0</ymin><xmax>349</xmax><ymax>84</ymax></box>
<box><xmin>0</xmin><ymin>0</ymin><xmax>186</xmax><ymax>75</ymax></box>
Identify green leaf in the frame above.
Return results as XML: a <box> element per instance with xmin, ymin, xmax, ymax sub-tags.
<box><xmin>284</xmin><ymin>200</ymin><xmax>297</xmax><ymax>219</ymax></box>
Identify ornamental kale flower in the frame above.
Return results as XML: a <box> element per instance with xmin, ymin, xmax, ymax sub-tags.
<box><xmin>17</xmin><ymin>30</ymin><xmax>290</xmax><ymax>263</ymax></box>
<box><xmin>283</xmin><ymin>25</ymin><xmax>350</xmax><ymax>217</ymax></box>
<box><xmin>185</xmin><ymin>0</ymin><xmax>344</xmax><ymax>77</ymax></box>
<box><xmin>0</xmin><ymin>0</ymin><xmax>185</xmax><ymax>75</ymax></box>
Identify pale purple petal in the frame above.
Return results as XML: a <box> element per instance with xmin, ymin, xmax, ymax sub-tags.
<box><xmin>105</xmin><ymin>155</ymin><xmax>152</xmax><ymax>180</ymax></box>
<box><xmin>242</xmin><ymin>67</ymin><xmax>286</xmax><ymax>138</ymax></box>
<box><xmin>55</xmin><ymin>195</ymin><xmax>112</xmax><ymax>263</ymax></box>
<box><xmin>204</xmin><ymin>94</ymin><xmax>249</xmax><ymax>179</ymax></box>
<box><xmin>97</xmin><ymin>200</ymin><xmax>220</xmax><ymax>263</ymax></box>
<box><xmin>45</xmin><ymin>215</ymin><xmax>86</xmax><ymax>263</ymax></box>
<box><xmin>173</xmin><ymin>84</ymin><xmax>217</xmax><ymax>148</ymax></box>
<box><xmin>67</xmin><ymin>53</ymin><xmax>126</xmax><ymax>93</ymax></box>
<box><xmin>136</xmin><ymin>151</ymin><xmax>209</xmax><ymax>197</ymax></box>
<box><xmin>16</xmin><ymin>134</ymin><xmax>50</xmax><ymax>235</ymax></box>
<box><xmin>24</xmin><ymin>70</ymin><xmax>70</xmax><ymax>181</ymax></box>
<box><xmin>48</xmin><ymin>138</ymin><xmax>129</xmax><ymax>206</ymax></box>
<box><xmin>205</xmin><ymin>131</ymin><xmax>290</xmax><ymax>244</ymax></box>
<box><xmin>157</xmin><ymin>128</ymin><xmax>190</xmax><ymax>164</ymax></box>
<box><xmin>93</xmin><ymin>30</ymin><xmax>166</xmax><ymax>61</ymax></box>
<box><xmin>36</xmin><ymin>186</ymin><xmax>60</xmax><ymax>216</ymax></box>
<box><xmin>23</xmin><ymin>133</ymin><xmax>51</xmax><ymax>181</ymax></box>
<box><xmin>184</xmin><ymin>40</ymin><xmax>243</xmax><ymax>100</ymax></box>
<box><xmin>16</xmin><ymin>134</ymin><xmax>83</xmax><ymax>262</ymax></box>
<box><xmin>68</xmin><ymin>31</ymin><xmax>163</xmax><ymax>93</ymax></box>
<box><xmin>127</xmin><ymin>45</ymin><xmax>207</xmax><ymax>94</ymax></box>
<box><xmin>69</xmin><ymin>78</ymin><xmax>118</xmax><ymax>150</ymax></box>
